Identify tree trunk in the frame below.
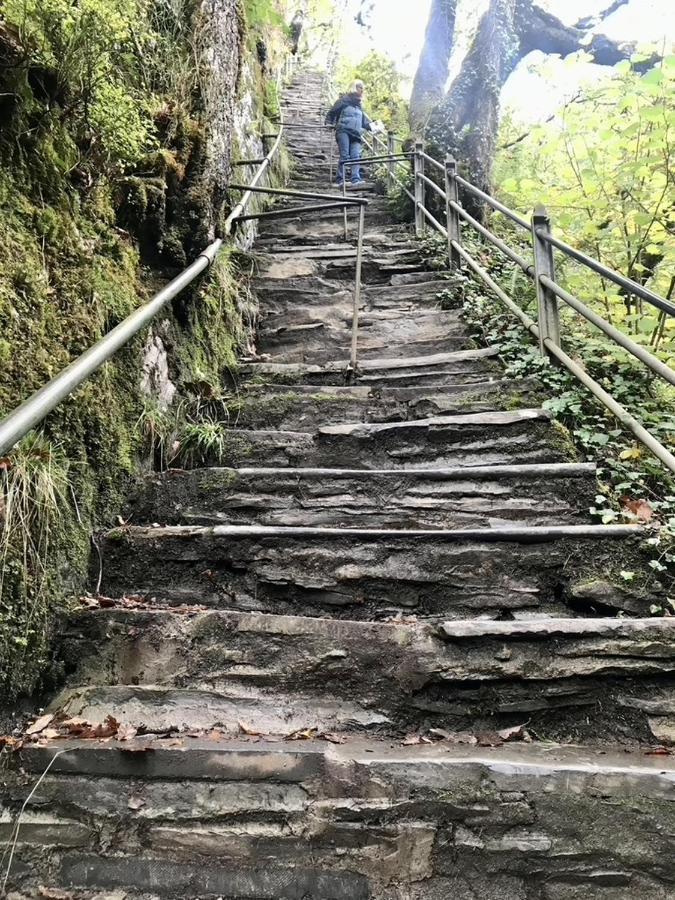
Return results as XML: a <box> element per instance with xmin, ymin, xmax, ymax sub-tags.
<box><xmin>409</xmin><ymin>0</ymin><xmax>458</xmax><ymax>130</ymax></box>
<box><xmin>426</xmin><ymin>0</ymin><xmax>517</xmax><ymax>203</ymax></box>
<box><xmin>414</xmin><ymin>0</ymin><xmax>635</xmax><ymax>211</ymax></box>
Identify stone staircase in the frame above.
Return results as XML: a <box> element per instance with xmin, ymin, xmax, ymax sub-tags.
<box><xmin>5</xmin><ymin>69</ymin><xmax>675</xmax><ymax>900</ymax></box>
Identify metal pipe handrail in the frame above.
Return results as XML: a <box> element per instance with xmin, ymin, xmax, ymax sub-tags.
<box><xmin>455</xmin><ymin>175</ymin><xmax>530</xmax><ymax>231</ymax></box>
<box><xmin>536</xmin><ymin>229</ymin><xmax>675</xmax><ymax>318</ymax></box>
<box><xmin>419</xmin><ymin>172</ymin><xmax>447</xmax><ymax>201</ymax></box>
<box><xmin>450</xmin><ymin>201</ymin><xmax>532</xmax><ymax>275</ymax></box>
<box><xmin>452</xmin><ymin>240</ymin><xmax>675</xmax><ymax>475</ymax></box>
<box><xmin>539</xmin><ymin>274</ymin><xmax>675</xmax><ymax>387</ymax></box>
<box><xmin>0</xmin><ymin>69</ymin><xmax>294</xmax><ymax>456</ymax></box>
<box><xmin>417</xmin><ymin>202</ymin><xmax>448</xmax><ymax>238</ymax></box>
<box><xmin>228</xmin><ymin>183</ymin><xmax>367</xmax><ymax>206</ymax></box>
<box><xmin>392</xmin><ymin>134</ymin><xmax>675</xmax><ymax>474</ymax></box>
<box><xmin>454</xmin><ymin>175</ymin><xmax>530</xmax><ymax>230</ymax></box>
<box><xmin>419</xmin><ymin>151</ymin><xmax>445</xmax><ymax>173</ymax></box>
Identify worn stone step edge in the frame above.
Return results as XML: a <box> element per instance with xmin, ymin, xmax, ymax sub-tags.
<box><xmin>106</xmin><ymin>523</ymin><xmax>641</xmax><ymax>543</ymax></box>
<box><xmin>17</xmin><ymin>738</ymin><xmax>675</xmax><ymax>791</ymax></box>
<box><xmin>144</xmin><ymin>462</ymin><xmax>597</xmax><ymax>482</ymax></box>
<box><xmin>239</xmin><ymin>347</ymin><xmax>498</xmax><ymax>376</ymax></box>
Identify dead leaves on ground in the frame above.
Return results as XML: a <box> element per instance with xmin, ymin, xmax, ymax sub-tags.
<box><xmin>79</xmin><ymin>593</ymin><xmax>208</xmax><ymax>614</ymax></box>
<box><xmin>402</xmin><ymin>723</ymin><xmax>532</xmax><ymax>748</ymax></box>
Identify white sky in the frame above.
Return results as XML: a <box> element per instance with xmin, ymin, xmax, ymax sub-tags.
<box><xmin>339</xmin><ymin>0</ymin><xmax>675</xmax><ymax>119</ymax></box>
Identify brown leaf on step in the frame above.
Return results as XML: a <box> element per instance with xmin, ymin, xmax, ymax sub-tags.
<box><xmin>127</xmin><ymin>795</ymin><xmax>146</xmax><ymax>810</ymax></box>
<box><xmin>428</xmin><ymin>728</ymin><xmax>452</xmax><ymax>741</ymax></box>
<box><xmin>318</xmin><ymin>732</ymin><xmax>346</xmax><ymax>744</ymax></box>
<box><xmin>117</xmin><ymin>723</ymin><xmax>138</xmax><ymax>742</ymax></box>
<box><xmin>238</xmin><ymin>721</ymin><xmax>262</xmax><ymax>736</ymax></box>
<box><xmin>447</xmin><ymin>731</ymin><xmax>478</xmax><ymax>745</ymax></box>
<box><xmin>476</xmin><ymin>732</ymin><xmax>504</xmax><ymax>747</ymax></box>
<box><xmin>62</xmin><ymin>716</ymin><xmax>91</xmax><ymax>735</ymax></box>
<box><xmin>621</xmin><ymin>498</ymin><xmax>654</xmax><ymax>522</ymax></box>
<box><xmin>25</xmin><ymin>713</ymin><xmax>55</xmax><ymax>736</ymax></box>
<box><xmin>0</xmin><ymin>457</ymin><xmax>13</xmax><ymax>473</ymax></box>
<box><xmin>41</xmin><ymin>728</ymin><xmax>61</xmax><ymax>740</ymax></box>
<box><xmin>120</xmin><ymin>743</ymin><xmax>155</xmax><ymax>754</ymax></box>
<box><xmin>645</xmin><ymin>747</ymin><xmax>672</xmax><ymax>756</ymax></box>
<box><xmin>497</xmin><ymin>724</ymin><xmax>531</xmax><ymax>743</ymax></box>
<box><xmin>401</xmin><ymin>733</ymin><xmax>433</xmax><ymax>746</ymax></box>
<box><xmin>0</xmin><ymin>735</ymin><xmax>23</xmax><ymax>750</ymax></box>
<box><xmin>93</xmin><ymin>715</ymin><xmax>120</xmax><ymax>738</ymax></box>
<box><xmin>62</xmin><ymin>715</ymin><xmax>119</xmax><ymax>740</ymax></box>
<box><xmin>286</xmin><ymin>727</ymin><xmax>318</xmax><ymax>741</ymax></box>
<box><xmin>38</xmin><ymin>887</ymin><xmax>74</xmax><ymax>899</ymax></box>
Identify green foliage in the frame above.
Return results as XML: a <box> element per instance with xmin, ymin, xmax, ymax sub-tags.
<box><xmin>422</xmin><ymin>228</ymin><xmax>675</xmax><ymax>598</ymax></box>
<box><xmin>0</xmin><ymin>434</ymin><xmax>73</xmax><ymax>698</ymax></box>
<box><xmin>0</xmin><ymin>0</ymin><xmax>280</xmax><ymax>699</ymax></box>
<box><xmin>242</xmin><ymin>0</ymin><xmax>285</xmax><ymax>30</ymax></box>
<box><xmin>2</xmin><ymin>0</ymin><xmax>157</xmax><ymax>172</ymax></box>
<box><xmin>337</xmin><ymin>51</ymin><xmax>409</xmax><ymax>133</ymax></box>
<box><xmin>496</xmin><ymin>54</ymin><xmax>675</xmax><ymax>356</ymax></box>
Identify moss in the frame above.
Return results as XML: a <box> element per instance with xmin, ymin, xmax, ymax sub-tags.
<box><xmin>0</xmin><ymin>0</ymin><xmax>292</xmax><ymax>701</ymax></box>
<box><xmin>548</xmin><ymin>418</ymin><xmax>580</xmax><ymax>461</ymax></box>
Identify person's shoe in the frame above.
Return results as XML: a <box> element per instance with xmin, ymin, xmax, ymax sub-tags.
<box><xmin>351</xmin><ymin>178</ymin><xmax>365</xmax><ymax>186</ymax></box>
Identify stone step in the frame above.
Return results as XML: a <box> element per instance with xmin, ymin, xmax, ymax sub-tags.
<box><xmin>218</xmin><ymin>380</ymin><xmax>540</xmax><ymax>429</ymax></box>
<box><xmin>251</xmin><ymin>277</ymin><xmax>454</xmax><ymax>313</ymax></box>
<box><xmin>9</xmin><ymin>738</ymin><xmax>675</xmax><ymax>897</ymax></box>
<box><xmin>97</xmin><ymin>522</ymin><xmax>646</xmax><ymax>618</ymax></box>
<box><xmin>166</xmin><ymin>409</ymin><xmax>567</xmax><ymax>469</ymax></box>
<box><xmin>254</xmin><ymin>311</ymin><xmax>475</xmax><ymax>364</ymax></box>
<box><xmin>239</xmin><ymin>349</ymin><xmax>501</xmax><ymax>388</ymax></box>
<box><xmin>58</xmin><ymin>611</ymin><xmax>675</xmax><ymax>743</ymax></box>
<box><xmin>128</xmin><ymin>462</ymin><xmax>595</xmax><ymax>529</ymax></box>
<box><xmin>51</xmin><ymin>684</ymin><xmax>390</xmax><ymax>736</ymax></box>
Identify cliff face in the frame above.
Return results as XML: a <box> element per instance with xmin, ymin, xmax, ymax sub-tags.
<box><xmin>0</xmin><ymin>0</ymin><xmax>289</xmax><ymax>700</ymax></box>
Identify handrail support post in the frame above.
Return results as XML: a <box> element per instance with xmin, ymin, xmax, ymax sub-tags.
<box><xmin>387</xmin><ymin>131</ymin><xmax>396</xmax><ymax>192</ymax></box>
<box><xmin>414</xmin><ymin>140</ymin><xmax>425</xmax><ymax>237</ymax></box>
<box><xmin>445</xmin><ymin>156</ymin><xmax>462</xmax><ymax>269</ymax></box>
<box><xmin>350</xmin><ymin>205</ymin><xmax>366</xmax><ymax>371</ymax></box>
<box><xmin>531</xmin><ymin>204</ymin><xmax>560</xmax><ymax>360</ymax></box>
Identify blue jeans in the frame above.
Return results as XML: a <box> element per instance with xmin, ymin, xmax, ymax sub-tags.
<box><xmin>336</xmin><ymin>131</ymin><xmax>362</xmax><ymax>183</ymax></box>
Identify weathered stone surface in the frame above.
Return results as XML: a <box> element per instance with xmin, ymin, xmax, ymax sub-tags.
<box><xmin>127</xmin><ymin>462</ymin><xmax>596</xmax><ymax>529</ymax></box>
<box><xmin>97</xmin><ymin>524</ymin><xmax>646</xmax><ymax>618</ymax></box>
<box><xmin>56</xmin><ymin>610</ymin><xmax>675</xmax><ymax>741</ymax></box>
<box><xmin>11</xmin><ymin>68</ymin><xmax>671</xmax><ymax>900</ymax></box>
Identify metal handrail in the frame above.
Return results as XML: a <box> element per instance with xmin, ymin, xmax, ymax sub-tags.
<box><xmin>454</xmin><ymin>175</ymin><xmax>530</xmax><ymax>230</ymax></box>
<box><xmin>537</xmin><ymin>229</ymin><xmax>675</xmax><ymax>318</ymax></box>
<box><xmin>0</xmin><ymin>57</ymin><xmax>322</xmax><ymax>458</ymax></box>
<box><xmin>366</xmin><ymin>136</ymin><xmax>675</xmax><ymax>475</ymax></box>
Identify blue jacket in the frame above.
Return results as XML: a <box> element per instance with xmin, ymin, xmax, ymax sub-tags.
<box><xmin>325</xmin><ymin>93</ymin><xmax>372</xmax><ymax>140</ymax></box>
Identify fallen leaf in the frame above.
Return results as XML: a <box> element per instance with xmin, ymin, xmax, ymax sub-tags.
<box><xmin>238</xmin><ymin>722</ymin><xmax>262</xmax><ymax>736</ymax></box>
<box><xmin>318</xmin><ymin>732</ymin><xmax>346</xmax><ymax>744</ymax></box>
<box><xmin>38</xmin><ymin>888</ymin><xmax>74</xmax><ymax>899</ymax></box>
<box><xmin>285</xmin><ymin>727</ymin><xmax>318</xmax><ymax>741</ymax></box>
<box><xmin>25</xmin><ymin>713</ymin><xmax>54</xmax><ymax>736</ymax></box>
<box><xmin>117</xmin><ymin>723</ymin><xmax>138</xmax><ymax>742</ymax></box>
<box><xmin>0</xmin><ymin>457</ymin><xmax>13</xmax><ymax>473</ymax></box>
<box><xmin>127</xmin><ymin>795</ymin><xmax>146</xmax><ymax>810</ymax></box>
<box><xmin>645</xmin><ymin>747</ymin><xmax>672</xmax><ymax>756</ymax></box>
<box><xmin>401</xmin><ymin>733</ymin><xmax>433</xmax><ymax>746</ymax></box>
<box><xmin>476</xmin><ymin>732</ymin><xmax>504</xmax><ymax>747</ymax></box>
<box><xmin>622</xmin><ymin>498</ymin><xmax>654</xmax><ymax>522</ymax></box>
<box><xmin>498</xmin><ymin>724</ymin><xmax>531</xmax><ymax>743</ymax></box>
